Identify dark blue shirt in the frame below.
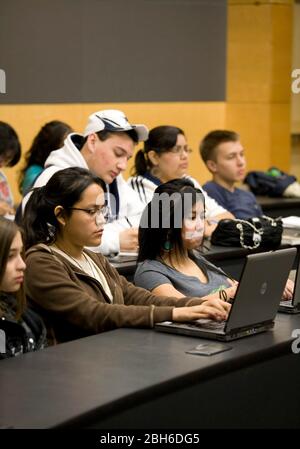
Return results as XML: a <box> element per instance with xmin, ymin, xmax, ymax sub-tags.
<box><xmin>202</xmin><ymin>181</ymin><xmax>263</xmax><ymax>219</ymax></box>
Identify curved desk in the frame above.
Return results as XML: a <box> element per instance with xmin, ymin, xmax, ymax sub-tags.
<box><xmin>109</xmin><ymin>244</ymin><xmax>293</xmax><ymax>281</ymax></box>
<box><xmin>0</xmin><ymin>314</ymin><xmax>300</xmax><ymax>429</ymax></box>
<box><xmin>256</xmin><ymin>196</ymin><xmax>300</xmax><ymax>218</ymax></box>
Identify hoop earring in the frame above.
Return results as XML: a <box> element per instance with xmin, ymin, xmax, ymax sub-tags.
<box><xmin>163</xmin><ymin>240</ymin><xmax>173</xmax><ymax>251</ymax></box>
<box><xmin>150</xmin><ymin>166</ymin><xmax>160</xmax><ymax>178</ymax></box>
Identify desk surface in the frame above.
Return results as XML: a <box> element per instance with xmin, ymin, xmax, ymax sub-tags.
<box><xmin>108</xmin><ymin>254</ymin><xmax>137</xmax><ymax>280</ymax></box>
<box><xmin>0</xmin><ymin>314</ymin><xmax>299</xmax><ymax>429</ymax></box>
<box><xmin>109</xmin><ymin>244</ymin><xmax>281</xmax><ymax>267</ymax></box>
<box><xmin>256</xmin><ymin>196</ymin><xmax>300</xmax><ymax>208</ymax></box>
<box><xmin>256</xmin><ymin>196</ymin><xmax>300</xmax><ymax>218</ymax></box>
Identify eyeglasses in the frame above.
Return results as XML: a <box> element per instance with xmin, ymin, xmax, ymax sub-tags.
<box><xmin>68</xmin><ymin>205</ymin><xmax>110</xmax><ymax>221</ymax></box>
<box><xmin>169</xmin><ymin>146</ymin><xmax>193</xmax><ymax>156</ymax></box>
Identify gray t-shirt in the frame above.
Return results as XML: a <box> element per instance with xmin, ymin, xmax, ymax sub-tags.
<box><xmin>134</xmin><ymin>256</ymin><xmax>231</xmax><ymax>297</ymax></box>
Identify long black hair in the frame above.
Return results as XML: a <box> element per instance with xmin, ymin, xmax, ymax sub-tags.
<box><xmin>0</xmin><ymin>121</ymin><xmax>21</xmax><ymax>167</ymax></box>
<box><xmin>132</xmin><ymin>126</ymin><xmax>185</xmax><ymax>176</ymax></box>
<box><xmin>138</xmin><ymin>178</ymin><xmax>205</xmax><ymax>263</ymax></box>
<box><xmin>0</xmin><ymin>217</ymin><xmax>25</xmax><ymax>318</ymax></box>
<box><xmin>19</xmin><ymin>120</ymin><xmax>73</xmax><ymax>193</ymax></box>
<box><xmin>23</xmin><ymin>167</ymin><xmax>106</xmax><ymax>249</ymax></box>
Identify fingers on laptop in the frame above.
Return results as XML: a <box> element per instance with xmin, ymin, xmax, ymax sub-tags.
<box><xmin>172</xmin><ymin>302</ymin><xmax>229</xmax><ymax>322</ymax></box>
<box><xmin>282</xmin><ymin>278</ymin><xmax>294</xmax><ymax>300</ymax></box>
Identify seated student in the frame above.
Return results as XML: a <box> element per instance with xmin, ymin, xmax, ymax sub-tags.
<box><xmin>22</xmin><ymin>109</ymin><xmax>149</xmax><ymax>255</ymax></box>
<box><xmin>127</xmin><ymin>125</ymin><xmax>234</xmax><ymax>237</ymax></box>
<box><xmin>19</xmin><ymin>120</ymin><xmax>73</xmax><ymax>195</ymax></box>
<box><xmin>0</xmin><ymin>217</ymin><xmax>46</xmax><ymax>359</ymax></box>
<box><xmin>0</xmin><ymin>121</ymin><xmax>21</xmax><ymax>216</ymax></box>
<box><xmin>134</xmin><ymin>178</ymin><xmax>238</xmax><ymax>299</ymax></box>
<box><xmin>199</xmin><ymin>130</ymin><xmax>263</xmax><ymax>219</ymax></box>
<box><xmin>22</xmin><ymin>167</ymin><xmax>230</xmax><ymax>345</ymax></box>
<box><xmin>134</xmin><ymin>179</ymin><xmax>294</xmax><ymax>301</ymax></box>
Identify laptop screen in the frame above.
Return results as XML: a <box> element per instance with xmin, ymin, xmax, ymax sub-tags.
<box><xmin>226</xmin><ymin>248</ymin><xmax>296</xmax><ymax>332</ymax></box>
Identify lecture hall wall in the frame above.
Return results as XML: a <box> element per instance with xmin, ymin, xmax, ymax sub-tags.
<box><xmin>0</xmin><ymin>0</ymin><xmax>294</xmax><ymax>203</ymax></box>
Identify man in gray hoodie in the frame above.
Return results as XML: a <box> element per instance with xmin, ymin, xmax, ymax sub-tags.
<box><xmin>22</xmin><ymin>109</ymin><xmax>148</xmax><ymax>255</ymax></box>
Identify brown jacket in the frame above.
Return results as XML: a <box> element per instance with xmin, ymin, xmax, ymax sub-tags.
<box><xmin>25</xmin><ymin>245</ymin><xmax>201</xmax><ymax>344</ymax></box>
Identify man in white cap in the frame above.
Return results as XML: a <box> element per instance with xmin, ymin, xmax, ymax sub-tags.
<box><xmin>22</xmin><ymin>109</ymin><xmax>148</xmax><ymax>255</ymax></box>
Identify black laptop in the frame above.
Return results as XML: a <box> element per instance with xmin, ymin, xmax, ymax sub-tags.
<box><xmin>155</xmin><ymin>247</ymin><xmax>297</xmax><ymax>341</ymax></box>
<box><xmin>279</xmin><ymin>253</ymin><xmax>300</xmax><ymax>314</ymax></box>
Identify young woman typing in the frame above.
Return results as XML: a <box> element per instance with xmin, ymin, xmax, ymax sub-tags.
<box><xmin>135</xmin><ymin>178</ymin><xmax>293</xmax><ymax>302</ymax></box>
<box><xmin>22</xmin><ymin>167</ymin><xmax>230</xmax><ymax>345</ymax></box>
<box><xmin>135</xmin><ymin>178</ymin><xmax>238</xmax><ymax>301</ymax></box>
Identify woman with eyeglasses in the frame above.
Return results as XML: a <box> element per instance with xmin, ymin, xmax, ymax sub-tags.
<box><xmin>128</xmin><ymin>126</ymin><xmax>233</xmax><ymax>238</ymax></box>
<box><xmin>22</xmin><ymin>167</ymin><xmax>230</xmax><ymax>345</ymax></box>
<box><xmin>0</xmin><ymin>217</ymin><xmax>46</xmax><ymax>359</ymax></box>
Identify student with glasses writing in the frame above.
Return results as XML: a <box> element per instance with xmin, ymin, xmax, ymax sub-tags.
<box><xmin>22</xmin><ymin>167</ymin><xmax>230</xmax><ymax>345</ymax></box>
<box><xmin>128</xmin><ymin>126</ymin><xmax>234</xmax><ymax>238</ymax></box>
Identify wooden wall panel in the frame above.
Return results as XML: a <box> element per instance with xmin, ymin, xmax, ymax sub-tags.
<box><xmin>0</xmin><ymin>102</ymin><xmax>226</xmax><ymax>203</ymax></box>
<box><xmin>226</xmin><ymin>1</ymin><xmax>293</xmax><ymax>175</ymax></box>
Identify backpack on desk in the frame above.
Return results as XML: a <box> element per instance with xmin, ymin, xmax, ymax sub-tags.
<box><xmin>245</xmin><ymin>168</ymin><xmax>296</xmax><ymax>197</ymax></box>
<box><xmin>211</xmin><ymin>216</ymin><xmax>283</xmax><ymax>250</ymax></box>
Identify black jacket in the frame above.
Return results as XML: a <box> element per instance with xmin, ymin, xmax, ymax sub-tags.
<box><xmin>0</xmin><ymin>294</ymin><xmax>46</xmax><ymax>359</ymax></box>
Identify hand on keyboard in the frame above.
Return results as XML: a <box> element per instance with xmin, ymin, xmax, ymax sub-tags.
<box><xmin>193</xmin><ymin>318</ymin><xmax>226</xmax><ymax>329</ymax></box>
<box><xmin>282</xmin><ymin>278</ymin><xmax>294</xmax><ymax>301</ymax></box>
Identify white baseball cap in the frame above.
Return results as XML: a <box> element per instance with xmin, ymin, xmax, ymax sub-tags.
<box><xmin>83</xmin><ymin>109</ymin><xmax>148</xmax><ymax>141</ymax></box>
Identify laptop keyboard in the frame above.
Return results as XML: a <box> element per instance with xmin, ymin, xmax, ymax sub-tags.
<box><xmin>193</xmin><ymin>319</ymin><xmax>226</xmax><ymax>330</ymax></box>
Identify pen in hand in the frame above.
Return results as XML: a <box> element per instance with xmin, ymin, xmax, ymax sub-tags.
<box><xmin>125</xmin><ymin>217</ymin><xmax>133</xmax><ymax>227</ymax></box>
